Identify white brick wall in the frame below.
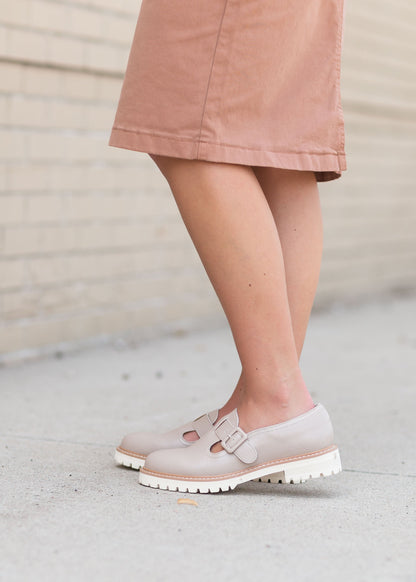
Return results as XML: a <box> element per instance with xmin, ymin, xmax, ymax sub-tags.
<box><xmin>0</xmin><ymin>0</ymin><xmax>415</xmax><ymax>362</ymax></box>
<box><xmin>317</xmin><ymin>0</ymin><xmax>416</xmax><ymax>305</ymax></box>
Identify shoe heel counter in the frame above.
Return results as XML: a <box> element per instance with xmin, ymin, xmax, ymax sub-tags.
<box><xmin>313</xmin><ymin>403</ymin><xmax>335</xmax><ymax>448</ymax></box>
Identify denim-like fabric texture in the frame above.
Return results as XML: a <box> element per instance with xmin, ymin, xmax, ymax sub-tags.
<box><xmin>109</xmin><ymin>0</ymin><xmax>347</xmax><ymax>182</ymax></box>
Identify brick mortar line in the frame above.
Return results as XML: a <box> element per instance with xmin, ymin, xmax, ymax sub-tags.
<box><xmin>0</xmin><ymin>21</ymin><xmax>131</xmax><ymax>49</ymax></box>
<box><xmin>0</xmin><ymin>266</ymin><xmax>204</xmax><ymax>289</ymax></box>
<box><xmin>0</xmin><ymin>242</ymin><xmax>195</xmax><ymax>258</ymax></box>
<box><xmin>0</xmin><ymin>267</ymin><xmax>206</xmax><ymax>295</ymax></box>
<box><xmin>349</xmin><ymin>24</ymin><xmax>416</xmax><ymax>52</ymax></box>
<box><xmin>348</xmin><ymin>2</ymin><xmax>416</xmax><ymax>33</ymax></box>
<box><xmin>322</xmin><ymin>252</ymin><xmax>416</xmax><ymax>264</ymax></box>
<box><xmin>0</xmin><ymin>219</ymin><xmax>184</xmax><ymax>228</ymax></box>
<box><xmin>0</xmin><ymin>285</ymin><xmax>207</xmax><ymax>299</ymax></box>
<box><xmin>0</xmin><ymin>247</ymin><xmax>196</xmax><ymax>259</ymax></box>
<box><xmin>0</xmin><ymin>90</ymin><xmax>117</xmax><ymax>107</ymax></box>
<box><xmin>0</xmin><ymin>123</ymin><xmax>108</xmax><ymax>136</ymax></box>
<box><xmin>342</xmin><ymin>97</ymin><xmax>416</xmax><ymax>120</ymax></box>
<box><xmin>0</xmin><ymin>192</ymin><xmax>172</xmax><ymax>198</ymax></box>
<box><xmin>23</xmin><ymin>0</ymin><xmax>139</xmax><ymax>20</ymax></box>
<box><xmin>342</xmin><ymin>48</ymin><xmax>416</xmax><ymax>75</ymax></box>
<box><xmin>0</xmin><ymin>161</ymin><xmax>149</xmax><ymax>168</ymax></box>
<box><xmin>0</xmin><ymin>296</ymin><xmax>214</xmax><ymax>324</ymax></box>
<box><xmin>0</xmin><ymin>56</ymin><xmax>124</xmax><ymax>79</ymax></box>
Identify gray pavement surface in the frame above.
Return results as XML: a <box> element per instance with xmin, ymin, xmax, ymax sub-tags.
<box><xmin>1</xmin><ymin>294</ymin><xmax>415</xmax><ymax>582</ymax></box>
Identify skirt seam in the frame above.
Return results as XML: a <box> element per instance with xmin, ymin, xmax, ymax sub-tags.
<box><xmin>196</xmin><ymin>0</ymin><xmax>230</xmax><ymax>157</ymax></box>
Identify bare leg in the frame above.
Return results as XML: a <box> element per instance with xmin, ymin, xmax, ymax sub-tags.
<box><xmin>253</xmin><ymin>167</ymin><xmax>323</xmax><ymax>358</ymax></box>
<box><xmin>219</xmin><ymin>168</ymin><xmax>323</xmax><ymax>419</ymax></box>
<box><xmin>150</xmin><ymin>155</ymin><xmax>315</xmax><ymax>433</ymax></box>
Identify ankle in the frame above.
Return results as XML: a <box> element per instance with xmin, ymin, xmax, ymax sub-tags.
<box><xmin>218</xmin><ymin>375</ymin><xmax>244</xmax><ymax>419</ymax></box>
<box><xmin>244</xmin><ymin>363</ymin><xmax>310</xmax><ymax>402</ymax></box>
<box><xmin>236</xmin><ymin>372</ymin><xmax>315</xmax><ymax>432</ymax></box>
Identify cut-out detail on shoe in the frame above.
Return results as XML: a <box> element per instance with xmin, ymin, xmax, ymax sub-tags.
<box><xmin>210</xmin><ymin>441</ymin><xmax>224</xmax><ymax>453</ymax></box>
<box><xmin>183</xmin><ymin>430</ymin><xmax>200</xmax><ymax>442</ymax></box>
<box><xmin>115</xmin><ymin>409</ymin><xmax>220</xmax><ymax>470</ymax></box>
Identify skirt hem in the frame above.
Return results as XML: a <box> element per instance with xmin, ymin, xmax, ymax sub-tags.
<box><xmin>109</xmin><ymin>127</ymin><xmax>347</xmax><ymax>183</ymax></box>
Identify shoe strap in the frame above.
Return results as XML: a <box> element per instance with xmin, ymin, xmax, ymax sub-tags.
<box><xmin>214</xmin><ymin>416</ymin><xmax>258</xmax><ymax>464</ymax></box>
<box><xmin>192</xmin><ymin>412</ymin><xmax>215</xmax><ymax>437</ymax></box>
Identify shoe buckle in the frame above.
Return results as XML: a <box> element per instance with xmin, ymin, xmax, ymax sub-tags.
<box><xmin>215</xmin><ymin>418</ymin><xmax>248</xmax><ymax>454</ymax></box>
<box><xmin>222</xmin><ymin>427</ymin><xmax>248</xmax><ymax>454</ymax></box>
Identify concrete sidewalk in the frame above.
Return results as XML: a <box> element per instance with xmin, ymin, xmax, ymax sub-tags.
<box><xmin>1</xmin><ymin>293</ymin><xmax>415</xmax><ymax>582</ymax></box>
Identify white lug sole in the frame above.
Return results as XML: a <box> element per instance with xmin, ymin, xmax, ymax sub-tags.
<box><xmin>139</xmin><ymin>447</ymin><xmax>342</xmax><ymax>493</ymax></box>
<box><xmin>114</xmin><ymin>449</ymin><xmax>145</xmax><ymax>470</ymax></box>
<box><xmin>257</xmin><ymin>447</ymin><xmax>342</xmax><ymax>484</ymax></box>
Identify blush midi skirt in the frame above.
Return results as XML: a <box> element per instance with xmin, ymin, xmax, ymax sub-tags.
<box><xmin>109</xmin><ymin>0</ymin><xmax>347</xmax><ymax>182</ymax></box>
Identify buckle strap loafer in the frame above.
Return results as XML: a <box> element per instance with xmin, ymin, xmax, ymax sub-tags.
<box><xmin>139</xmin><ymin>403</ymin><xmax>342</xmax><ymax>493</ymax></box>
<box><xmin>114</xmin><ymin>409</ymin><xmax>219</xmax><ymax>470</ymax></box>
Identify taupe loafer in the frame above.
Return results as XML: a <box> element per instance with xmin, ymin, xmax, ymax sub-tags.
<box><xmin>114</xmin><ymin>409</ymin><xmax>219</xmax><ymax>470</ymax></box>
<box><xmin>139</xmin><ymin>403</ymin><xmax>342</xmax><ymax>493</ymax></box>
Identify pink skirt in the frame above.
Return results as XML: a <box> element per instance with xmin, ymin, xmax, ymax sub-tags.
<box><xmin>109</xmin><ymin>0</ymin><xmax>347</xmax><ymax>182</ymax></box>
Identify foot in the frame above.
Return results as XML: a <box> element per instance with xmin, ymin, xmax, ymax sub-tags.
<box><xmin>211</xmin><ymin>367</ymin><xmax>314</xmax><ymax>452</ymax></box>
<box><xmin>237</xmin><ymin>392</ymin><xmax>315</xmax><ymax>434</ymax></box>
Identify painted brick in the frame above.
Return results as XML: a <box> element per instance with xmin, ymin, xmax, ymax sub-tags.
<box><xmin>68</xmin><ymin>5</ymin><xmax>106</xmax><ymax>41</ymax></box>
<box><xmin>8</xmin><ymin>95</ymin><xmax>48</xmax><ymax>128</ymax></box>
<box><xmin>0</xmin><ymin>166</ymin><xmax>7</xmax><ymax>191</ymax></box>
<box><xmin>95</xmin><ymin>76</ymin><xmax>124</xmax><ymax>103</ymax></box>
<box><xmin>0</xmin><ymin>61</ymin><xmax>23</xmax><ymax>92</ymax></box>
<box><xmin>60</xmin><ymin>71</ymin><xmax>97</xmax><ymax>101</ymax></box>
<box><xmin>0</xmin><ymin>130</ymin><xmax>28</xmax><ymax>160</ymax></box>
<box><xmin>89</xmin><ymin>0</ymin><xmax>140</xmax><ymax>15</ymax></box>
<box><xmin>27</xmin><ymin>132</ymin><xmax>68</xmax><ymax>161</ymax></box>
<box><xmin>101</xmin><ymin>13</ymin><xmax>136</xmax><ymax>46</ymax></box>
<box><xmin>7</xmin><ymin>163</ymin><xmax>51</xmax><ymax>191</ymax></box>
<box><xmin>0</xmin><ymin>0</ymin><xmax>31</xmax><ymax>27</ymax></box>
<box><xmin>25</xmin><ymin>195</ymin><xmax>64</xmax><ymax>223</ymax></box>
<box><xmin>45</xmin><ymin>35</ymin><xmax>86</xmax><ymax>69</ymax></box>
<box><xmin>31</xmin><ymin>1</ymin><xmax>70</xmax><ymax>35</ymax></box>
<box><xmin>84</xmin><ymin>41</ymin><xmax>128</xmax><ymax>74</ymax></box>
<box><xmin>1</xmin><ymin>289</ymin><xmax>40</xmax><ymax>319</ymax></box>
<box><xmin>47</xmin><ymin>101</ymin><xmax>86</xmax><ymax>130</ymax></box>
<box><xmin>5</xmin><ymin>27</ymin><xmax>48</xmax><ymax>62</ymax></box>
<box><xmin>47</xmin><ymin>166</ymin><xmax>86</xmax><ymax>192</ymax></box>
<box><xmin>0</xmin><ymin>259</ymin><xmax>27</xmax><ymax>289</ymax></box>
<box><xmin>0</xmin><ymin>195</ymin><xmax>25</xmax><ymax>224</ymax></box>
<box><xmin>22</xmin><ymin>65</ymin><xmax>63</xmax><ymax>98</ymax></box>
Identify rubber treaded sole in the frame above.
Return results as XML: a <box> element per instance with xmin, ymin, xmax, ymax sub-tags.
<box><xmin>138</xmin><ymin>447</ymin><xmax>342</xmax><ymax>493</ymax></box>
<box><xmin>114</xmin><ymin>449</ymin><xmax>145</xmax><ymax>470</ymax></box>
